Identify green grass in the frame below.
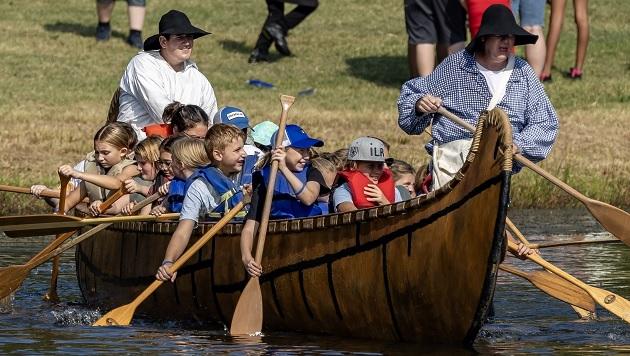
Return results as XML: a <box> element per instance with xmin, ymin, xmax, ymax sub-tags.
<box><xmin>0</xmin><ymin>0</ymin><xmax>628</xmax><ymax>214</ymax></box>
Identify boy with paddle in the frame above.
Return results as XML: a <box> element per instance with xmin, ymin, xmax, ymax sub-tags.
<box><xmin>156</xmin><ymin>124</ymin><xmax>251</xmax><ymax>282</ymax></box>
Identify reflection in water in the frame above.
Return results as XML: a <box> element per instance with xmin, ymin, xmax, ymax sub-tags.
<box><xmin>1</xmin><ymin>209</ymin><xmax>629</xmax><ymax>354</ymax></box>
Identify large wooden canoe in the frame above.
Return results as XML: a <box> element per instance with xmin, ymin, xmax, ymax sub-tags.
<box><xmin>75</xmin><ymin>108</ymin><xmax>514</xmax><ymax>345</ymax></box>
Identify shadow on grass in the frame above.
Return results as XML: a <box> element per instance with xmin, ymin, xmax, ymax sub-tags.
<box><xmin>219</xmin><ymin>39</ymin><xmax>289</xmax><ymax>63</ymax></box>
<box><xmin>218</xmin><ymin>39</ymin><xmax>251</xmax><ymax>55</ymax></box>
<box><xmin>43</xmin><ymin>22</ymin><xmax>126</xmax><ymax>40</ymax></box>
<box><xmin>346</xmin><ymin>55</ymin><xmax>409</xmax><ymax>88</ymax></box>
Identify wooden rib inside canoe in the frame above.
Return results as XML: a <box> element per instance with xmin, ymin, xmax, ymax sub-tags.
<box><xmin>75</xmin><ymin>108</ymin><xmax>514</xmax><ymax>345</ymax></box>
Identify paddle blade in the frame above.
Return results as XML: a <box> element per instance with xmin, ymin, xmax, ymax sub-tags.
<box><xmin>0</xmin><ymin>265</ymin><xmax>28</xmax><ymax>299</ymax></box>
<box><xmin>92</xmin><ymin>303</ymin><xmax>136</xmax><ymax>326</ymax></box>
<box><xmin>0</xmin><ymin>214</ymin><xmax>82</xmax><ymax>238</ymax></box>
<box><xmin>528</xmin><ymin>270</ymin><xmax>596</xmax><ymax>312</ymax></box>
<box><xmin>230</xmin><ymin>278</ymin><xmax>263</xmax><ymax>335</ymax></box>
<box><xmin>585</xmin><ymin>199</ymin><xmax>630</xmax><ymax>244</ymax></box>
<box><xmin>588</xmin><ymin>286</ymin><xmax>630</xmax><ymax>323</ymax></box>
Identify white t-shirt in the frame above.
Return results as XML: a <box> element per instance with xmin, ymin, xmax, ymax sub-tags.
<box><xmin>476</xmin><ymin>55</ymin><xmax>515</xmax><ymax>110</ymax></box>
<box><xmin>179</xmin><ymin>179</ymin><xmax>220</xmax><ymax>223</ymax></box>
<box><xmin>117</xmin><ymin>50</ymin><xmax>218</xmax><ymax>140</ymax></box>
<box><xmin>333</xmin><ymin>183</ymin><xmax>402</xmax><ymax>212</ymax></box>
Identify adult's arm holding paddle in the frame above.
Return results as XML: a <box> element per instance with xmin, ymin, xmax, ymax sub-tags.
<box><xmin>437</xmin><ymin>108</ymin><xmax>630</xmax><ymax>243</ymax></box>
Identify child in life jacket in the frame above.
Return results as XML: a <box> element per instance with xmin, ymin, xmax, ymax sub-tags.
<box><xmin>58</xmin><ymin>122</ymin><xmax>139</xmax><ymax>216</ymax></box>
<box><xmin>155</xmin><ymin>124</ymin><xmax>248</xmax><ymax>282</ymax></box>
<box><xmin>214</xmin><ymin>106</ymin><xmax>263</xmax><ymax>185</ymax></box>
<box><xmin>118</xmin><ymin>135</ymin><xmax>164</xmax><ymax>215</ymax></box>
<box><xmin>240</xmin><ymin>124</ymin><xmax>329</xmax><ymax>277</ymax></box>
<box><xmin>333</xmin><ymin>137</ymin><xmax>402</xmax><ymax>213</ymax></box>
<box><xmin>150</xmin><ymin>136</ymin><xmax>209</xmax><ymax>216</ymax></box>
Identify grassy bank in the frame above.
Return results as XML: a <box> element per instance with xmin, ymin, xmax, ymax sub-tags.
<box><xmin>0</xmin><ymin>0</ymin><xmax>628</xmax><ymax>214</ymax></box>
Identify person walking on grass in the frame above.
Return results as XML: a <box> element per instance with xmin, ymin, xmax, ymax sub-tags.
<box><xmin>404</xmin><ymin>0</ymin><xmax>467</xmax><ymax>77</ymax></box>
<box><xmin>541</xmin><ymin>0</ymin><xmax>590</xmax><ymax>81</ymax></box>
<box><xmin>95</xmin><ymin>0</ymin><xmax>146</xmax><ymax>49</ymax></box>
<box><xmin>511</xmin><ymin>0</ymin><xmax>547</xmax><ymax>78</ymax></box>
<box><xmin>117</xmin><ymin>10</ymin><xmax>218</xmax><ymax>141</ymax></box>
<box><xmin>249</xmin><ymin>0</ymin><xmax>319</xmax><ymax>63</ymax></box>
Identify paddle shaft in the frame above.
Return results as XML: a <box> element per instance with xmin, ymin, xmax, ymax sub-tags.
<box><xmin>132</xmin><ymin>202</ymin><xmax>244</xmax><ymax>307</ymax></box>
<box><xmin>24</xmin><ymin>193</ymin><xmax>162</xmax><ymax>272</ymax></box>
<box><xmin>0</xmin><ymin>185</ymin><xmax>61</xmax><ymax>199</ymax></box>
<box><xmin>254</xmin><ymin>95</ymin><xmax>293</xmax><ymax>264</ymax></box>
<box><xmin>0</xmin><ymin>213</ymin><xmax>179</xmax><ymax>233</ymax></box>
<box><xmin>437</xmin><ymin>107</ymin><xmax>629</xmax><ymax>242</ymax></box>
<box><xmin>531</xmin><ymin>238</ymin><xmax>620</xmax><ymax>249</ymax></box>
<box><xmin>507</xmin><ymin>239</ymin><xmax>630</xmax><ymax>323</ymax></box>
<box><xmin>93</xmin><ymin>199</ymin><xmax>247</xmax><ymax>326</ymax></box>
<box><xmin>230</xmin><ymin>94</ymin><xmax>294</xmax><ymax>336</ymax></box>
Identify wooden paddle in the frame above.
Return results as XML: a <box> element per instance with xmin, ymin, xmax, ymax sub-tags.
<box><xmin>437</xmin><ymin>107</ymin><xmax>630</xmax><ymax>243</ymax></box>
<box><xmin>92</xmin><ymin>198</ymin><xmax>249</xmax><ymax>326</ymax></box>
<box><xmin>0</xmin><ymin>212</ymin><xmax>179</xmax><ymax>238</ymax></box>
<box><xmin>0</xmin><ymin>192</ymin><xmax>162</xmax><ymax>300</ymax></box>
<box><xmin>507</xmin><ymin>239</ymin><xmax>630</xmax><ymax>323</ymax></box>
<box><xmin>230</xmin><ymin>94</ymin><xmax>295</xmax><ymax>335</ymax></box>
<box><xmin>0</xmin><ymin>184</ymin><xmax>62</xmax><ymax>198</ymax></box>
<box><xmin>42</xmin><ymin>172</ymin><xmax>71</xmax><ymax>303</ymax></box>
<box><xmin>531</xmin><ymin>238</ymin><xmax>620</xmax><ymax>249</ymax></box>
<box><xmin>505</xmin><ymin>217</ymin><xmax>597</xmax><ymax>318</ymax></box>
<box><xmin>499</xmin><ymin>263</ymin><xmax>595</xmax><ymax>312</ymax></box>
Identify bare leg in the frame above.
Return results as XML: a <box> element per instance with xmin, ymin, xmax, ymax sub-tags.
<box><xmin>542</xmin><ymin>0</ymin><xmax>566</xmax><ymax>78</ymax></box>
<box><xmin>522</xmin><ymin>26</ymin><xmax>546</xmax><ymax>78</ymax></box>
<box><xmin>97</xmin><ymin>0</ymin><xmax>114</xmax><ymax>23</ymax></box>
<box><xmin>127</xmin><ymin>5</ymin><xmax>145</xmax><ymax>31</ymax></box>
<box><xmin>573</xmin><ymin>0</ymin><xmax>589</xmax><ymax>72</ymax></box>
<box><xmin>409</xmin><ymin>43</ymin><xmax>436</xmax><ymax>78</ymax></box>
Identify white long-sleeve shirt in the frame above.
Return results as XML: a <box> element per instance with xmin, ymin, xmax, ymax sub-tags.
<box><xmin>117</xmin><ymin>50</ymin><xmax>218</xmax><ymax>140</ymax></box>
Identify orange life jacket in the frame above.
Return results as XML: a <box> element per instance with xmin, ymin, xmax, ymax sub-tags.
<box><xmin>338</xmin><ymin>168</ymin><xmax>396</xmax><ymax>209</ymax></box>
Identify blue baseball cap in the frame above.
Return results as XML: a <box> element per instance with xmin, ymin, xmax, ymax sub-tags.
<box><xmin>271</xmin><ymin>124</ymin><xmax>324</xmax><ymax>149</ymax></box>
<box><xmin>214</xmin><ymin>106</ymin><xmax>250</xmax><ymax>129</ymax></box>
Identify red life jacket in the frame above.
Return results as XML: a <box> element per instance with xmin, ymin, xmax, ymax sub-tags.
<box><xmin>338</xmin><ymin>168</ymin><xmax>396</xmax><ymax>209</ymax></box>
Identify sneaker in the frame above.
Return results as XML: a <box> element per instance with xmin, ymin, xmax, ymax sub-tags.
<box><xmin>126</xmin><ymin>32</ymin><xmax>143</xmax><ymax>49</ymax></box>
<box><xmin>540</xmin><ymin>73</ymin><xmax>552</xmax><ymax>82</ymax></box>
<box><xmin>95</xmin><ymin>23</ymin><xmax>111</xmax><ymax>42</ymax></box>
<box><xmin>567</xmin><ymin>67</ymin><xmax>582</xmax><ymax>79</ymax></box>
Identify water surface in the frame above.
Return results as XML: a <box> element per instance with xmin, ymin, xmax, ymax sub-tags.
<box><xmin>1</xmin><ymin>208</ymin><xmax>629</xmax><ymax>354</ymax></box>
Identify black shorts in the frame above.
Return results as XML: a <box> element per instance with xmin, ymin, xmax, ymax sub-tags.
<box><xmin>404</xmin><ymin>0</ymin><xmax>466</xmax><ymax>45</ymax></box>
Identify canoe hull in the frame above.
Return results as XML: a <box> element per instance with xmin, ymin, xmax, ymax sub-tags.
<box><xmin>76</xmin><ymin>109</ymin><xmax>513</xmax><ymax>345</ymax></box>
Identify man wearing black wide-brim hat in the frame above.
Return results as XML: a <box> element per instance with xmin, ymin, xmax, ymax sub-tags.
<box><xmin>397</xmin><ymin>4</ymin><xmax>558</xmax><ymax>189</ymax></box>
<box><xmin>117</xmin><ymin>10</ymin><xmax>218</xmax><ymax>140</ymax></box>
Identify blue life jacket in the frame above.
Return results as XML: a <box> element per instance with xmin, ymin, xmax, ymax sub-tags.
<box><xmin>238</xmin><ymin>154</ymin><xmax>259</xmax><ymax>186</ymax></box>
<box><xmin>184</xmin><ymin>165</ymin><xmax>244</xmax><ymax>218</ymax></box>
<box><xmin>317</xmin><ymin>200</ymin><xmax>329</xmax><ymax>215</ymax></box>
<box><xmin>167</xmin><ymin>178</ymin><xmax>186</xmax><ymax>213</ymax></box>
<box><xmin>261</xmin><ymin>164</ymin><xmax>322</xmax><ymax>219</ymax></box>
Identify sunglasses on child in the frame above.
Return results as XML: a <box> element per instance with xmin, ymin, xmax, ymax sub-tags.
<box><xmin>156</xmin><ymin>160</ymin><xmax>172</xmax><ymax>168</ymax></box>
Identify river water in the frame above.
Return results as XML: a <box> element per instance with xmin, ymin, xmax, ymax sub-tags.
<box><xmin>1</xmin><ymin>208</ymin><xmax>629</xmax><ymax>354</ymax></box>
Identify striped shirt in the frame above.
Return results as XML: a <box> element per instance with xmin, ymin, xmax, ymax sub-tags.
<box><xmin>397</xmin><ymin>50</ymin><xmax>559</xmax><ymax>167</ymax></box>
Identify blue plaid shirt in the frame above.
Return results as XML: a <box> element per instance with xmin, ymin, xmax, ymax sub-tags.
<box><xmin>397</xmin><ymin>50</ymin><xmax>559</xmax><ymax>166</ymax></box>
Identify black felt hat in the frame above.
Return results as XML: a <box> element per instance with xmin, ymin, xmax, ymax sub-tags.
<box><xmin>465</xmin><ymin>4</ymin><xmax>538</xmax><ymax>53</ymax></box>
<box><xmin>143</xmin><ymin>10</ymin><xmax>210</xmax><ymax>51</ymax></box>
